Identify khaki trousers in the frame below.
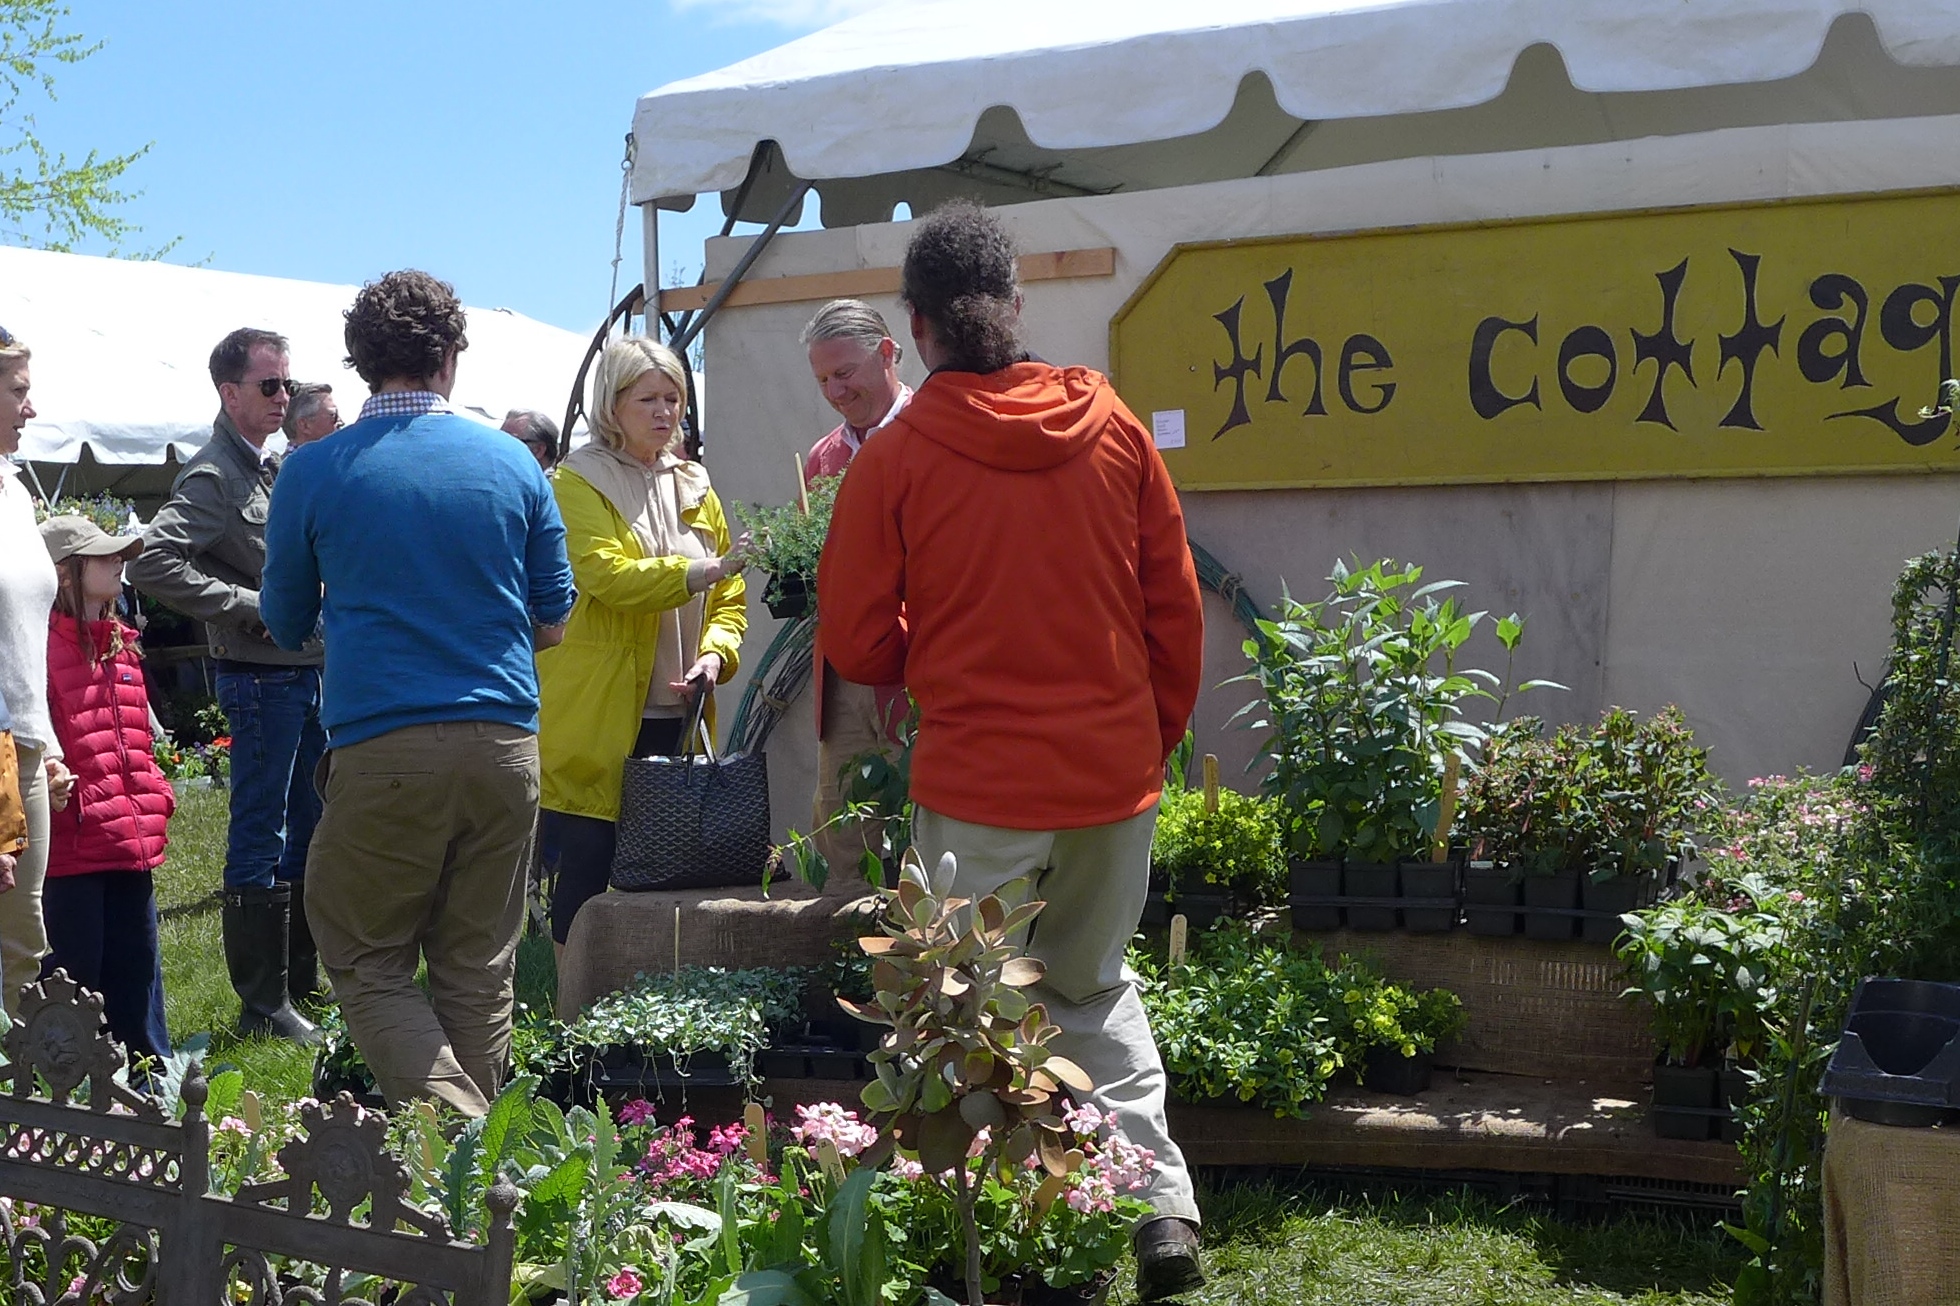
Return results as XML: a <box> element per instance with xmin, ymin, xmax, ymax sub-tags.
<box><xmin>0</xmin><ymin>742</ymin><xmax>50</xmax><ymax>1018</ymax></box>
<box><xmin>912</xmin><ymin>805</ymin><xmax>1200</xmax><ymax>1225</ymax></box>
<box><xmin>305</xmin><ymin>722</ymin><xmax>537</xmax><ymax>1117</ymax></box>
<box><xmin>811</xmin><ymin>676</ymin><xmax>897</xmax><ymax>885</ymax></box>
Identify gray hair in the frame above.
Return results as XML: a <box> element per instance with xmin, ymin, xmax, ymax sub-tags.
<box><xmin>503</xmin><ymin>408</ymin><xmax>559</xmax><ymax>446</ymax></box>
<box><xmin>282</xmin><ymin>382</ymin><xmax>334</xmax><ymax>437</ymax></box>
<box><xmin>800</xmin><ymin>298</ymin><xmax>904</xmax><ymax>364</ymax></box>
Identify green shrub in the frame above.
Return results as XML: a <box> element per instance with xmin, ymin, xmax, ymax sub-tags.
<box><xmin>732</xmin><ymin>472</ymin><xmax>841</xmax><ymax>598</ymax></box>
<box><xmin>1151</xmin><ymin>786</ymin><xmax>1284</xmax><ymax>907</ymax></box>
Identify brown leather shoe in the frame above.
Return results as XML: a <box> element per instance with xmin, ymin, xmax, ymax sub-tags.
<box><xmin>1135</xmin><ymin>1217</ymin><xmax>1205</xmax><ymax>1301</ymax></box>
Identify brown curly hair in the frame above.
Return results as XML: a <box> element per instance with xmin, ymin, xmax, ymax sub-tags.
<box><xmin>343</xmin><ymin>270</ymin><xmax>469</xmax><ymax>388</ymax></box>
<box><xmin>899</xmin><ymin>200</ymin><xmax>1024</xmax><ymax>374</ymax></box>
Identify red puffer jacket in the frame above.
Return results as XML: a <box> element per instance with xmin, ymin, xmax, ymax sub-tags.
<box><xmin>45</xmin><ymin>614</ymin><xmax>174</xmax><ymax>876</ymax></box>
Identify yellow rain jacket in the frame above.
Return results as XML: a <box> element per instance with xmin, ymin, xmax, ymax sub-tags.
<box><xmin>537</xmin><ymin>464</ymin><xmax>747</xmax><ymax>821</ymax></box>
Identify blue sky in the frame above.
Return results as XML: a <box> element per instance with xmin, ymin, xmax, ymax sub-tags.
<box><xmin>20</xmin><ymin>0</ymin><xmax>881</xmax><ymax>332</ymax></box>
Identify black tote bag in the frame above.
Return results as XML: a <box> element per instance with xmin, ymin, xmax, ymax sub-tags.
<box><xmin>609</xmin><ymin>687</ymin><xmax>772</xmax><ymax>892</ymax></box>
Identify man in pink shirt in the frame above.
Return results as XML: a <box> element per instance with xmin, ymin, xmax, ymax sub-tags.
<box><xmin>801</xmin><ymin>300</ymin><xmax>911</xmax><ymax>878</ymax></box>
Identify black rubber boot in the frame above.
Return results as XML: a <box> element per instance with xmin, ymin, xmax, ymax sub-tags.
<box><xmin>1135</xmin><ymin>1217</ymin><xmax>1205</xmax><ymax>1302</ymax></box>
<box><xmin>286</xmin><ymin>883</ymin><xmax>323</xmax><ymax>1008</ymax></box>
<box><xmin>222</xmin><ymin>884</ymin><xmax>321</xmax><ymax>1046</ymax></box>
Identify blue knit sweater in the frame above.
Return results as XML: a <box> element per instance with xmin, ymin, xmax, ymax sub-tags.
<box><xmin>261</xmin><ymin>411</ymin><xmax>576</xmax><ymax>747</ymax></box>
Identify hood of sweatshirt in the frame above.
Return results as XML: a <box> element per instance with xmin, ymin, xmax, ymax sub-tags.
<box><xmin>898</xmin><ymin>362</ymin><xmax>1113</xmax><ymax>472</ymax></box>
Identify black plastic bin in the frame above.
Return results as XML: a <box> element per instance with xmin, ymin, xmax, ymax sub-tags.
<box><xmin>1820</xmin><ymin>978</ymin><xmax>1960</xmax><ymax>1126</ymax></box>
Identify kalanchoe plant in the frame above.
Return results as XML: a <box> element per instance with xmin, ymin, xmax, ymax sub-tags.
<box><xmin>846</xmin><ymin>849</ymin><xmax>1093</xmax><ymax>1306</ymax></box>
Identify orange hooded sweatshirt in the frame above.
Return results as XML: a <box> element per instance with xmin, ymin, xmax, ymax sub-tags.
<box><xmin>817</xmin><ymin>361</ymin><xmax>1204</xmax><ymax>831</ymax></box>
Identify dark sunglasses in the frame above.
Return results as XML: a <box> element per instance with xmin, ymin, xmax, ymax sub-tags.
<box><xmin>236</xmin><ymin>376</ymin><xmax>298</xmax><ymax>398</ymax></box>
<box><xmin>0</xmin><ymin>325</ymin><xmax>16</xmax><ymax>348</ymax></box>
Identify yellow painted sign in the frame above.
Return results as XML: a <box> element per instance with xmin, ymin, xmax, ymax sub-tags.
<box><xmin>1109</xmin><ymin>190</ymin><xmax>1960</xmax><ymax>490</ymax></box>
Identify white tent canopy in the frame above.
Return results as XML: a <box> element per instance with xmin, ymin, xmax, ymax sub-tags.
<box><xmin>2</xmin><ymin>245</ymin><xmax>590</xmax><ymax>467</ymax></box>
<box><xmin>633</xmin><ymin>0</ymin><xmax>1960</xmax><ymax>226</ymax></box>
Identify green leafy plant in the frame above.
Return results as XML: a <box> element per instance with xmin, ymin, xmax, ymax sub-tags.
<box><xmin>1151</xmin><ymin>785</ymin><xmax>1285</xmax><ymax>909</ymax></box>
<box><xmin>1615</xmin><ymin>895</ymin><xmax>1785</xmax><ymax>1067</ymax></box>
<box><xmin>1238</xmin><ymin>557</ymin><xmax>1558</xmax><ymax>862</ymax></box>
<box><xmin>1455</xmin><ymin>716</ymin><xmax>1572</xmax><ymax>877</ymax></box>
<box><xmin>556</xmin><ymin>966</ymin><xmax>807</xmax><ymax>1085</ymax></box>
<box><xmin>732</xmin><ymin>473</ymin><xmax>842</xmax><ymax>604</ymax></box>
<box><xmin>846</xmin><ymin>849</ymin><xmax>1093</xmax><ymax>1306</ymax></box>
<box><xmin>1339</xmin><ymin>979</ymin><xmax>1466</xmax><ymax>1062</ymax></box>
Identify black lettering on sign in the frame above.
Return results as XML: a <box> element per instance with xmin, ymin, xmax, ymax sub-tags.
<box><xmin>1796</xmin><ymin>274</ymin><xmax>1870</xmax><ymax>388</ymax></box>
<box><xmin>1263</xmin><ymin>270</ymin><xmax>1328</xmax><ymax>415</ymax></box>
<box><xmin>1556</xmin><ymin>326</ymin><xmax>1617</xmax><ymax>414</ymax></box>
<box><xmin>1718</xmin><ymin>250</ymin><xmax>1784</xmax><ymax>431</ymax></box>
<box><xmin>1468</xmin><ymin>316</ymin><xmax>1540</xmax><ymax>420</ymax></box>
<box><xmin>1338</xmin><ymin>335</ymin><xmax>1396</xmax><ymax>414</ymax></box>
<box><xmin>1210</xmin><ymin>297</ymin><xmax>1263</xmax><ymax>439</ymax></box>
<box><xmin>1829</xmin><ymin>276</ymin><xmax>1960</xmax><ymax>446</ymax></box>
<box><xmin>1631</xmin><ymin>259</ymin><xmax>1696</xmax><ymax>429</ymax></box>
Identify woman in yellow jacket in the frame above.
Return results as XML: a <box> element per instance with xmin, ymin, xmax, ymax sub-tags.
<box><xmin>537</xmin><ymin>337</ymin><xmax>748</xmax><ymax>952</ymax></box>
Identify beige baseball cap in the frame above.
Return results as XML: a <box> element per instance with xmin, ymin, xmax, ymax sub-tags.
<box><xmin>39</xmin><ymin>515</ymin><xmax>144</xmax><ymax>565</ymax></box>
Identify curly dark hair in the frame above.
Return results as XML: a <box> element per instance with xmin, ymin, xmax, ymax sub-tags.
<box><xmin>343</xmin><ymin>270</ymin><xmax>469</xmax><ymax>387</ymax></box>
<box><xmin>899</xmin><ymin>199</ymin><xmax>1024</xmax><ymax>374</ymax></box>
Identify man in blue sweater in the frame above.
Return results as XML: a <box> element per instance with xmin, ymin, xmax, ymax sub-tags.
<box><xmin>262</xmin><ymin>269</ymin><xmax>575</xmax><ymax>1116</ymax></box>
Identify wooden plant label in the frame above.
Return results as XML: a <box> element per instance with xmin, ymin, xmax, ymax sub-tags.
<box><xmin>1433</xmin><ymin>752</ymin><xmax>1462</xmax><ymax>862</ymax></box>
<box><xmin>1169</xmin><ymin>914</ymin><xmax>1189</xmax><ymax>967</ymax></box>
<box><xmin>1202</xmin><ymin>753</ymin><xmax>1220</xmax><ymax>814</ymax></box>
<box><xmin>745</xmin><ymin>1101</ymin><xmax>768</xmax><ymax>1166</ymax></box>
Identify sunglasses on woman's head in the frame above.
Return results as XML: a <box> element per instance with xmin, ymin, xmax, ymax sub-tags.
<box><xmin>238</xmin><ymin>377</ymin><xmax>298</xmax><ymax>398</ymax></box>
<box><xmin>0</xmin><ymin>325</ymin><xmax>16</xmax><ymax>348</ymax></box>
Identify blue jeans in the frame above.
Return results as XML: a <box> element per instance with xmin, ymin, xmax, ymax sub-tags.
<box><xmin>216</xmin><ymin>665</ymin><xmax>327</xmax><ymax>891</ymax></box>
<box><xmin>40</xmin><ymin>871</ymin><xmax>170</xmax><ymax>1065</ymax></box>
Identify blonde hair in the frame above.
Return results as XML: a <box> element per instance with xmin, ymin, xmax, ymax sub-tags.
<box><xmin>0</xmin><ymin>325</ymin><xmax>29</xmax><ymax>373</ymax></box>
<box><xmin>589</xmin><ymin>336</ymin><xmax>688</xmax><ymax>452</ymax></box>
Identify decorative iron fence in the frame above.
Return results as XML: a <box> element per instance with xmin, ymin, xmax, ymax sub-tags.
<box><xmin>0</xmin><ymin>971</ymin><xmax>516</xmax><ymax>1306</ymax></box>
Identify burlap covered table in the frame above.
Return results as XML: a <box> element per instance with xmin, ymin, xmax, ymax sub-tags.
<box><xmin>1823</xmin><ymin>1109</ymin><xmax>1960</xmax><ymax>1306</ymax></box>
<box><xmin>555</xmin><ymin>876</ymin><xmax>881</xmax><ymax>1019</ymax></box>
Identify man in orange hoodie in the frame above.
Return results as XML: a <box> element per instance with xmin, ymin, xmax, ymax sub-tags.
<box><xmin>818</xmin><ymin>201</ymin><xmax>1207</xmax><ymax>1300</ymax></box>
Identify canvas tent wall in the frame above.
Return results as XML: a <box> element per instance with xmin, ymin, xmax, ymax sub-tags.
<box><xmin>628</xmin><ymin>0</ymin><xmax>1960</xmax><ymax>825</ymax></box>
<box><xmin>2</xmin><ymin>246</ymin><xmax>589</xmax><ymax>510</ymax></box>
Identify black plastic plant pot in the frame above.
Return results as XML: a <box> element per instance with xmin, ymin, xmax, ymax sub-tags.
<box><xmin>1399</xmin><ymin>859</ymin><xmax>1458</xmax><ymax>934</ymax></box>
<box><xmin>590</xmin><ymin>1048</ymin><xmax>742</xmax><ymax>1091</ymax></box>
<box><xmin>1174</xmin><ymin>891</ymin><xmax>1230</xmax><ymax>933</ymax></box>
<box><xmin>1579</xmin><ymin>870</ymin><xmax>1654</xmax><ymax>944</ymax></box>
<box><xmin>1719</xmin><ymin>1066</ymin><xmax>1750</xmax><ymax>1143</ymax></box>
<box><xmin>1138</xmin><ymin>896</ymin><xmax>1171</xmax><ymax>929</ymax></box>
<box><xmin>1651</xmin><ymin>1061</ymin><xmax>1718</xmax><ymax>1141</ymax></box>
<box><xmin>1462</xmin><ymin>862</ymin><xmax>1520</xmax><ymax>936</ymax></box>
<box><xmin>764</xmin><ymin>572</ymin><xmax>813</xmax><ymax>620</ymax></box>
<box><xmin>757</xmin><ymin>1050</ymin><xmax>809</xmax><ymax>1080</ymax></box>
<box><xmin>1288</xmin><ymin>858</ymin><xmax>1343</xmax><ymax>931</ymax></box>
<box><xmin>1361</xmin><ymin>1047</ymin><xmax>1434</xmax><ymax>1095</ymax></box>
<box><xmin>1344</xmin><ymin>861</ymin><xmax>1400</xmax><ymax>932</ymax></box>
<box><xmin>1522</xmin><ymin>869</ymin><xmax>1581</xmax><ymax>941</ymax></box>
<box><xmin>1823</xmin><ymin>999</ymin><xmax>1960</xmax><ymax>1127</ymax></box>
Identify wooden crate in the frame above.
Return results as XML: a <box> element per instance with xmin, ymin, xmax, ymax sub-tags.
<box><xmin>1296</xmin><ymin>925</ymin><xmax>1656</xmax><ymax>1082</ymax></box>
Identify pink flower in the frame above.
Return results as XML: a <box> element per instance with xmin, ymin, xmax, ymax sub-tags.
<box><xmin>1787</xmin><ymin>891</ymin><xmax>1806</xmax><ymax>904</ymax></box>
<box><xmin>708</xmin><ymin>1122</ymin><xmax>749</xmax><ymax>1156</ymax></box>
<box><xmin>790</xmin><ymin>1103</ymin><xmax>880</xmax><ymax>1158</ymax></box>
<box><xmin>604</xmin><ymin>1270</ymin><xmax>643</xmax><ymax>1300</ymax></box>
<box><xmin>617</xmin><ymin>1099</ymin><xmax>658</xmax><ymax>1126</ymax></box>
<box><xmin>217</xmin><ymin>1117</ymin><xmax>251</xmax><ymax>1136</ymax></box>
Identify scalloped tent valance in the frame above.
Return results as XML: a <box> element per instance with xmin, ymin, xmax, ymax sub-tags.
<box><xmin>630</xmin><ymin>0</ymin><xmax>1960</xmax><ymax>222</ymax></box>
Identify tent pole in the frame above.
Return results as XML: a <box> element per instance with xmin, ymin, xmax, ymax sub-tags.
<box><xmin>642</xmin><ymin>202</ymin><xmax>660</xmax><ymax>338</ymax></box>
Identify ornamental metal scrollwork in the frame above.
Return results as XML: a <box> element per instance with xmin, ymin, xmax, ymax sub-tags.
<box><xmin>233</xmin><ymin>1094</ymin><xmax>449</xmax><ymax>1237</ymax></box>
<box><xmin>0</xmin><ymin>972</ymin><xmax>161</xmax><ymax>1118</ymax></box>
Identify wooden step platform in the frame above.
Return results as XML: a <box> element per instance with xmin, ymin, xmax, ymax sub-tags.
<box><xmin>652</xmin><ymin>1068</ymin><xmax>1742</xmax><ymax>1191</ymax></box>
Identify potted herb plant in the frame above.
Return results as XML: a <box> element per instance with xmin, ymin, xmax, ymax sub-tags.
<box><xmin>1343</xmin><ymin>981</ymin><xmax>1467</xmax><ymax>1096</ymax></box>
<box><xmin>559</xmin><ymin>964</ymin><xmax>807</xmax><ymax>1095</ymax></box>
<box><xmin>1573</xmin><ymin>706</ymin><xmax>1712</xmax><ymax>942</ymax></box>
<box><xmin>1149</xmin><ymin>774</ymin><xmax>1284</xmax><ymax>931</ymax></box>
<box><xmin>1615</xmin><ymin>894</ymin><xmax>1757</xmax><ymax>1140</ymax></box>
<box><xmin>1238</xmin><ymin>558</ymin><xmax>1557</xmax><ymax>933</ymax></box>
<box><xmin>733</xmin><ymin>471</ymin><xmax>841</xmax><ymax>619</ymax></box>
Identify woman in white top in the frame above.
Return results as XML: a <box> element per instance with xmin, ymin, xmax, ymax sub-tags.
<box><xmin>0</xmin><ymin>326</ymin><xmax>75</xmax><ymax>1017</ymax></box>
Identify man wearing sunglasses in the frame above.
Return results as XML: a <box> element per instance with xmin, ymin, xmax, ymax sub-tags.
<box><xmin>129</xmin><ymin>327</ymin><xmax>326</xmax><ymax>1049</ymax></box>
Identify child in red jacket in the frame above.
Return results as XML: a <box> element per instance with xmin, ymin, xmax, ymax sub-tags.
<box><xmin>39</xmin><ymin>516</ymin><xmax>172</xmax><ymax>1064</ymax></box>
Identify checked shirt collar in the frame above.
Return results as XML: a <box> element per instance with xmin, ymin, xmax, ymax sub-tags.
<box><xmin>357</xmin><ymin>390</ymin><xmax>452</xmax><ymax>423</ymax></box>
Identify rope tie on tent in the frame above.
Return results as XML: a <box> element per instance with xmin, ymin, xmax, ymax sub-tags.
<box><xmin>607</xmin><ymin>134</ymin><xmax>636</xmax><ymax>321</ymax></box>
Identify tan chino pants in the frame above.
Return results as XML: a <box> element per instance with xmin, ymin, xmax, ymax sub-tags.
<box><xmin>0</xmin><ymin>742</ymin><xmax>51</xmax><ymax>1018</ymax></box>
<box><xmin>912</xmin><ymin>805</ymin><xmax>1200</xmax><ymax>1226</ymax></box>
<box><xmin>305</xmin><ymin>721</ymin><xmax>538</xmax><ymax>1117</ymax></box>
<box><xmin>811</xmin><ymin>675</ymin><xmax>898</xmax><ymax>886</ymax></box>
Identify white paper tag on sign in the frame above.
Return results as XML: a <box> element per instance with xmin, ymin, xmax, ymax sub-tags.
<box><xmin>1151</xmin><ymin>409</ymin><xmax>1186</xmax><ymax>450</ymax></box>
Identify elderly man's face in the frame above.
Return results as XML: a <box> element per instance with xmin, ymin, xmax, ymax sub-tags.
<box><xmin>501</xmin><ymin>417</ymin><xmax>555</xmax><ymax>470</ymax></box>
<box><xmin>291</xmin><ymin>395</ymin><xmax>340</xmax><ymax>446</ymax></box>
<box><xmin>808</xmin><ymin>336</ymin><xmax>899</xmax><ymax>433</ymax></box>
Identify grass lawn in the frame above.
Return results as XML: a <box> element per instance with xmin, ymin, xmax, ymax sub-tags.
<box><xmin>154</xmin><ymin>789</ymin><xmax>1738</xmax><ymax>1305</ymax></box>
